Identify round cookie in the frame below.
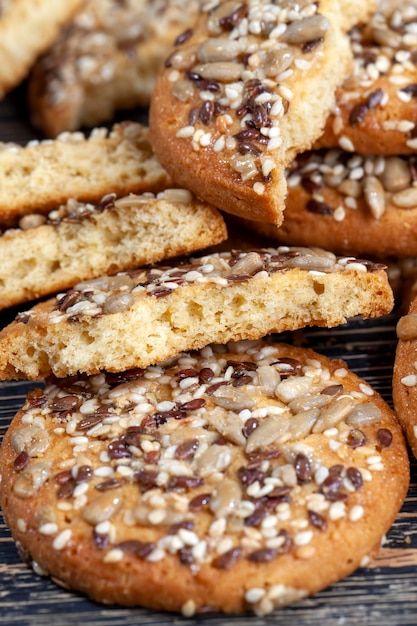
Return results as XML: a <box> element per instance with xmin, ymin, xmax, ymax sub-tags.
<box><xmin>246</xmin><ymin>149</ymin><xmax>417</xmax><ymax>258</ymax></box>
<box><xmin>393</xmin><ymin>295</ymin><xmax>417</xmax><ymax>458</ymax></box>
<box><xmin>316</xmin><ymin>1</ymin><xmax>417</xmax><ymax>155</ymax></box>
<box><xmin>0</xmin><ymin>339</ymin><xmax>409</xmax><ymax>615</ymax></box>
<box><xmin>149</xmin><ymin>0</ymin><xmax>356</xmax><ymax>226</ymax></box>
<box><xmin>0</xmin><ymin>246</ymin><xmax>394</xmax><ymax>380</ymax></box>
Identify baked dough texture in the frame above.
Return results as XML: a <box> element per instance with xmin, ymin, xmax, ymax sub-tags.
<box><xmin>0</xmin><ymin>122</ymin><xmax>171</xmax><ymax>226</ymax></box>
<box><xmin>0</xmin><ymin>339</ymin><xmax>409</xmax><ymax>615</ymax></box>
<box><xmin>0</xmin><ymin>0</ymin><xmax>84</xmax><ymax>99</ymax></box>
<box><xmin>393</xmin><ymin>295</ymin><xmax>417</xmax><ymax>459</ymax></box>
<box><xmin>0</xmin><ymin>246</ymin><xmax>393</xmax><ymax>380</ymax></box>
<box><xmin>316</xmin><ymin>0</ymin><xmax>417</xmax><ymax>155</ymax></box>
<box><xmin>28</xmin><ymin>0</ymin><xmax>203</xmax><ymax>137</ymax></box>
<box><xmin>0</xmin><ymin>189</ymin><xmax>227</xmax><ymax>311</ymax></box>
<box><xmin>243</xmin><ymin>149</ymin><xmax>417</xmax><ymax>258</ymax></box>
<box><xmin>149</xmin><ymin>0</ymin><xmax>363</xmax><ymax>226</ymax></box>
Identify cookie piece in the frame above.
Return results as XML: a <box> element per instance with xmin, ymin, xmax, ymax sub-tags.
<box><xmin>316</xmin><ymin>1</ymin><xmax>417</xmax><ymax>155</ymax></box>
<box><xmin>0</xmin><ymin>189</ymin><xmax>227</xmax><ymax>311</ymax></box>
<box><xmin>0</xmin><ymin>0</ymin><xmax>84</xmax><ymax>100</ymax></box>
<box><xmin>0</xmin><ymin>246</ymin><xmax>393</xmax><ymax>380</ymax></box>
<box><xmin>393</xmin><ymin>296</ymin><xmax>417</xmax><ymax>458</ymax></box>
<box><xmin>28</xmin><ymin>0</ymin><xmax>203</xmax><ymax>137</ymax></box>
<box><xmin>0</xmin><ymin>122</ymin><xmax>170</xmax><ymax>227</ymax></box>
<box><xmin>149</xmin><ymin>0</ymin><xmax>360</xmax><ymax>226</ymax></box>
<box><xmin>245</xmin><ymin>149</ymin><xmax>417</xmax><ymax>258</ymax></box>
<box><xmin>0</xmin><ymin>339</ymin><xmax>409</xmax><ymax>615</ymax></box>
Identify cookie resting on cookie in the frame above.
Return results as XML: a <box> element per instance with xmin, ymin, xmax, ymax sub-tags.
<box><xmin>0</xmin><ymin>189</ymin><xmax>227</xmax><ymax>311</ymax></box>
<box><xmin>0</xmin><ymin>122</ymin><xmax>170</xmax><ymax>226</ymax></box>
<box><xmin>0</xmin><ymin>246</ymin><xmax>393</xmax><ymax>380</ymax></box>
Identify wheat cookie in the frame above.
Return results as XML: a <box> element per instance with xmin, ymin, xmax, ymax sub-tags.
<box><xmin>28</xmin><ymin>0</ymin><xmax>203</xmax><ymax>137</ymax></box>
<box><xmin>0</xmin><ymin>0</ymin><xmax>84</xmax><ymax>100</ymax></box>
<box><xmin>0</xmin><ymin>122</ymin><xmax>170</xmax><ymax>227</ymax></box>
<box><xmin>393</xmin><ymin>295</ymin><xmax>417</xmax><ymax>459</ymax></box>
<box><xmin>0</xmin><ymin>189</ymin><xmax>227</xmax><ymax>311</ymax></box>
<box><xmin>0</xmin><ymin>246</ymin><xmax>393</xmax><ymax>380</ymax></box>
<box><xmin>244</xmin><ymin>149</ymin><xmax>417</xmax><ymax>258</ymax></box>
<box><xmin>0</xmin><ymin>339</ymin><xmax>409</xmax><ymax>615</ymax></box>
<box><xmin>149</xmin><ymin>0</ymin><xmax>364</xmax><ymax>226</ymax></box>
<box><xmin>315</xmin><ymin>0</ymin><xmax>417</xmax><ymax>155</ymax></box>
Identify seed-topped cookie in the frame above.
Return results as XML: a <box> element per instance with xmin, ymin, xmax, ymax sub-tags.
<box><xmin>28</xmin><ymin>0</ymin><xmax>203</xmax><ymax>137</ymax></box>
<box><xmin>0</xmin><ymin>122</ymin><xmax>170</xmax><ymax>227</ymax></box>
<box><xmin>0</xmin><ymin>0</ymin><xmax>84</xmax><ymax>100</ymax></box>
<box><xmin>0</xmin><ymin>188</ymin><xmax>227</xmax><ymax>311</ymax></box>
<box><xmin>149</xmin><ymin>0</ymin><xmax>373</xmax><ymax>225</ymax></box>
<box><xmin>316</xmin><ymin>0</ymin><xmax>417</xmax><ymax>155</ymax></box>
<box><xmin>393</xmin><ymin>295</ymin><xmax>417</xmax><ymax>459</ymax></box>
<box><xmin>242</xmin><ymin>149</ymin><xmax>417</xmax><ymax>258</ymax></box>
<box><xmin>0</xmin><ymin>246</ymin><xmax>393</xmax><ymax>380</ymax></box>
<box><xmin>0</xmin><ymin>339</ymin><xmax>409</xmax><ymax>615</ymax></box>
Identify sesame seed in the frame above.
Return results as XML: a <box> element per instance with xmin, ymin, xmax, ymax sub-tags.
<box><xmin>349</xmin><ymin>505</ymin><xmax>364</xmax><ymax>522</ymax></box>
<box><xmin>294</xmin><ymin>530</ymin><xmax>313</xmax><ymax>546</ymax></box>
<box><xmin>253</xmin><ymin>182</ymin><xmax>265</xmax><ymax>195</ymax></box>
<box><xmin>338</xmin><ymin>136</ymin><xmax>355</xmax><ymax>152</ymax></box>
<box><xmin>103</xmin><ymin>548</ymin><xmax>124</xmax><ymax>563</ymax></box>
<box><xmin>181</xmin><ymin>600</ymin><xmax>197</xmax><ymax>617</ymax></box>
<box><xmin>39</xmin><ymin>522</ymin><xmax>58</xmax><ymax>535</ymax></box>
<box><xmin>245</xmin><ymin>588</ymin><xmax>266</xmax><ymax>604</ymax></box>
<box><xmin>52</xmin><ymin>529</ymin><xmax>72</xmax><ymax>550</ymax></box>
<box><xmin>328</xmin><ymin>501</ymin><xmax>346</xmax><ymax>521</ymax></box>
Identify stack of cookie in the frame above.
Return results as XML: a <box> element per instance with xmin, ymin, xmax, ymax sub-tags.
<box><xmin>0</xmin><ymin>0</ymin><xmax>413</xmax><ymax>618</ymax></box>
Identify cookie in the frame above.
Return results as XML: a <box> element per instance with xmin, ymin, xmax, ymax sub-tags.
<box><xmin>0</xmin><ymin>0</ymin><xmax>84</xmax><ymax>100</ymax></box>
<box><xmin>0</xmin><ymin>188</ymin><xmax>227</xmax><ymax>311</ymax></box>
<box><xmin>28</xmin><ymin>0</ymin><xmax>203</xmax><ymax>137</ymax></box>
<box><xmin>0</xmin><ymin>122</ymin><xmax>170</xmax><ymax>227</ymax></box>
<box><xmin>393</xmin><ymin>295</ymin><xmax>417</xmax><ymax>458</ymax></box>
<box><xmin>149</xmin><ymin>0</ymin><xmax>362</xmax><ymax>226</ymax></box>
<box><xmin>0</xmin><ymin>339</ymin><xmax>409</xmax><ymax>615</ymax></box>
<box><xmin>0</xmin><ymin>246</ymin><xmax>393</xmax><ymax>380</ymax></box>
<box><xmin>315</xmin><ymin>0</ymin><xmax>417</xmax><ymax>155</ymax></box>
<box><xmin>244</xmin><ymin>149</ymin><xmax>417</xmax><ymax>258</ymax></box>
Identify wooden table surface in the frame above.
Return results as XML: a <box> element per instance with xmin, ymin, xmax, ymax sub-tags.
<box><xmin>0</xmin><ymin>91</ymin><xmax>417</xmax><ymax>626</ymax></box>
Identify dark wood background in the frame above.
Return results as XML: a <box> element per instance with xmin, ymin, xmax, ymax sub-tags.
<box><xmin>0</xmin><ymin>88</ymin><xmax>417</xmax><ymax>626</ymax></box>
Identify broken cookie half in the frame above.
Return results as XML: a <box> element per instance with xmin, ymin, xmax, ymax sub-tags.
<box><xmin>0</xmin><ymin>245</ymin><xmax>393</xmax><ymax>380</ymax></box>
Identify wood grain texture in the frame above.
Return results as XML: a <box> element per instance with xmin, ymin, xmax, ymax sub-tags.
<box><xmin>0</xmin><ymin>92</ymin><xmax>416</xmax><ymax>626</ymax></box>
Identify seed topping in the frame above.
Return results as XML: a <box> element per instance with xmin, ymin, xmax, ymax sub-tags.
<box><xmin>288</xmin><ymin>149</ymin><xmax>417</xmax><ymax>222</ymax></box>
<box><xmin>167</xmin><ymin>0</ymin><xmax>332</xmax><ymax>188</ymax></box>
<box><xmin>14</xmin><ymin>246</ymin><xmax>381</xmax><ymax>325</ymax></box>
<box><xmin>7</xmin><ymin>335</ymin><xmax>395</xmax><ymax>617</ymax></box>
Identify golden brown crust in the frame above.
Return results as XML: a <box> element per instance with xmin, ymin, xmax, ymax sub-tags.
<box><xmin>149</xmin><ymin>0</ymin><xmax>355</xmax><ymax>225</ymax></box>
<box><xmin>0</xmin><ymin>0</ymin><xmax>84</xmax><ymax>99</ymax></box>
<box><xmin>393</xmin><ymin>295</ymin><xmax>417</xmax><ymax>459</ymax></box>
<box><xmin>0</xmin><ymin>340</ymin><xmax>409</xmax><ymax>614</ymax></box>
<box><xmin>245</xmin><ymin>150</ymin><xmax>417</xmax><ymax>258</ymax></box>
<box><xmin>316</xmin><ymin>1</ymin><xmax>417</xmax><ymax>155</ymax></box>
<box><xmin>0</xmin><ymin>189</ymin><xmax>227</xmax><ymax>311</ymax></box>
<box><xmin>0</xmin><ymin>246</ymin><xmax>393</xmax><ymax>380</ymax></box>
